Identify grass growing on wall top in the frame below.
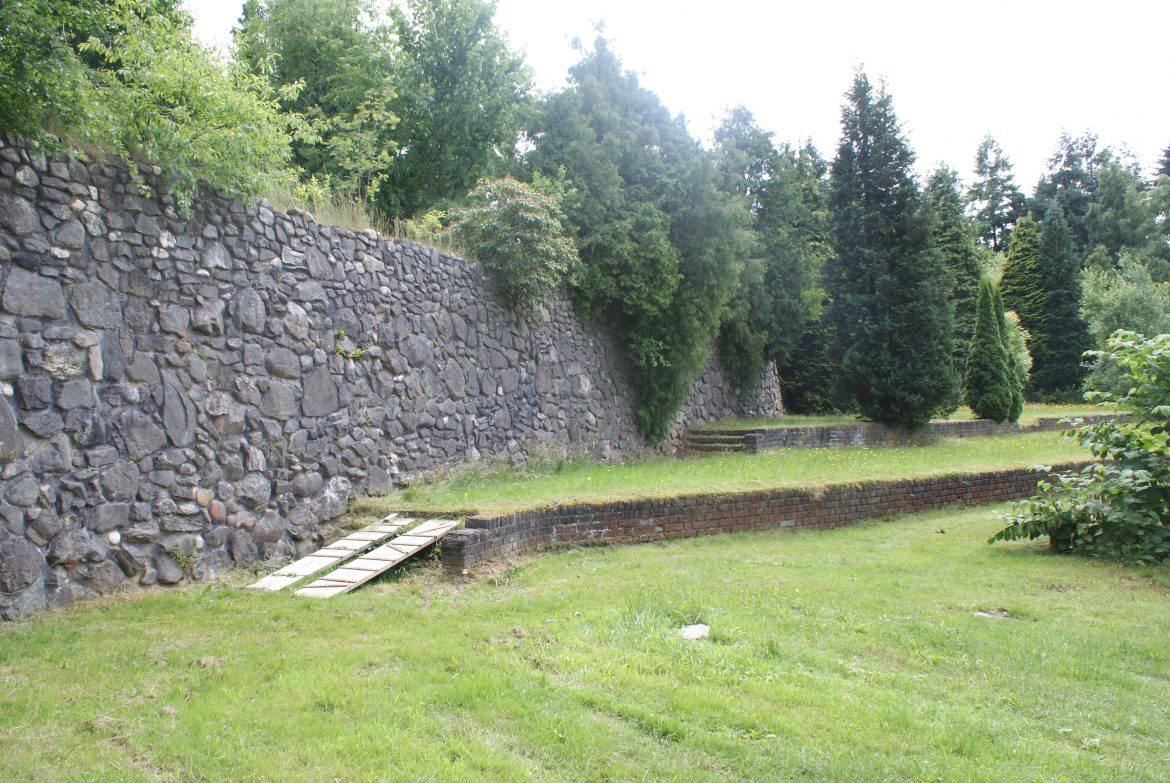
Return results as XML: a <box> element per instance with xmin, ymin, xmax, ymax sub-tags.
<box><xmin>1</xmin><ymin>505</ymin><xmax>1168</xmax><ymax>782</ymax></box>
<box><xmin>360</xmin><ymin>431</ymin><xmax>1087</xmax><ymax>517</ymax></box>
<box><xmin>709</xmin><ymin>403</ymin><xmax>1114</xmax><ymax>430</ymax></box>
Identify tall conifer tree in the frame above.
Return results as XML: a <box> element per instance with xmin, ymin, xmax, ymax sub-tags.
<box><xmin>965</xmin><ymin>278</ymin><xmax>1012</xmax><ymax>422</ymax></box>
<box><xmin>999</xmin><ymin>213</ymin><xmax>1046</xmax><ymax>390</ymax></box>
<box><xmin>1033</xmin><ymin>203</ymin><xmax>1091</xmax><ymax>395</ymax></box>
<box><xmin>925</xmin><ymin>166</ymin><xmax>981</xmax><ymax>381</ymax></box>
<box><xmin>712</xmin><ymin>107</ymin><xmax>830</xmax><ymax>388</ymax></box>
<box><xmin>825</xmin><ymin>72</ymin><xmax>957</xmax><ymax>429</ymax></box>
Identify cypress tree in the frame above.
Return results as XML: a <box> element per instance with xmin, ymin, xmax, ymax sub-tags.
<box><xmin>999</xmin><ymin>213</ymin><xmax>1046</xmax><ymax>388</ymax></box>
<box><xmin>964</xmin><ymin>278</ymin><xmax>1013</xmax><ymax>422</ymax></box>
<box><xmin>825</xmin><ymin>72</ymin><xmax>958</xmax><ymax>429</ymax></box>
<box><xmin>993</xmin><ymin>284</ymin><xmax>1024</xmax><ymax>421</ymax></box>
<box><xmin>1033</xmin><ymin>203</ymin><xmax>1091</xmax><ymax>396</ymax></box>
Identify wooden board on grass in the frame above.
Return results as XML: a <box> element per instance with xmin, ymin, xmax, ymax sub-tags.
<box><xmin>248</xmin><ymin>514</ymin><xmax>410</xmax><ymax>591</ymax></box>
<box><xmin>295</xmin><ymin>518</ymin><xmax>460</xmax><ymax>598</ymax></box>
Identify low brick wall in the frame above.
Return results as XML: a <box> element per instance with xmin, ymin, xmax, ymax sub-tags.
<box><xmin>739</xmin><ymin>414</ymin><xmax>1119</xmax><ymax>452</ymax></box>
<box><xmin>440</xmin><ymin>462</ymin><xmax>1088</xmax><ymax>571</ymax></box>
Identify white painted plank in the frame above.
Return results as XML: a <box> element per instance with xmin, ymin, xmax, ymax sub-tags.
<box><xmin>296</xmin><ymin>519</ymin><xmax>459</xmax><ymax>598</ymax></box>
<box><xmin>248</xmin><ymin>515</ymin><xmax>410</xmax><ymax>590</ymax></box>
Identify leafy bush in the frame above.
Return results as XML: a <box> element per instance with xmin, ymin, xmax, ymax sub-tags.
<box><xmin>81</xmin><ymin>4</ymin><xmax>309</xmax><ymax>213</ymax></box>
<box><xmin>396</xmin><ymin>209</ymin><xmax>448</xmax><ymax>245</ymax></box>
<box><xmin>990</xmin><ymin>331</ymin><xmax>1170</xmax><ymax>563</ymax></box>
<box><xmin>446</xmin><ymin>176</ymin><xmax>579</xmax><ymax>312</ymax></box>
<box><xmin>1081</xmin><ymin>252</ymin><xmax>1170</xmax><ymax>395</ymax></box>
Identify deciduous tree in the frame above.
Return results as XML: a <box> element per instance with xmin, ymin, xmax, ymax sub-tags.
<box><xmin>382</xmin><ymin>0</ymin><xmax>531</xmax><ymax>217</ymax></box>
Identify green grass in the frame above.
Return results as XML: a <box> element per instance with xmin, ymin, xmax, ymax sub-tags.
<box><xmin>710</xmin><ymin>403</ymin><xmax>1115</xmax><ymax>430</ymax></box>
<box><xmin>372</xmin><ymin>431</ymin><xmax>1088</xmax><ymax>516</ymax></box>
<box><xmin>2</xmin><ymin>505</ymin><xmax>1168</xmax><ymax>782</ymax></box>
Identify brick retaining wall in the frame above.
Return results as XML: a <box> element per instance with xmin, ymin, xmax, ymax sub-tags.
<box><xmin>440</xmin><ymin>462</ymin><xmax>1089</xmax><ymax>571</ymax></box>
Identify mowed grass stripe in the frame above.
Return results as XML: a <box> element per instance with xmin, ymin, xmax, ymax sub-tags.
<box><xmin>1</xmin><ymin>505</ymin><xmax>1167</xmax><ymax>781</ymax></box>
<box><xmin>708</xmin><ymin>402</ymin><xmax>1113</xmax><ymax>430</ymax></box>
<box><xmin>363</xmin><ymin>430</ymin><xmax>1088</xmax><ymax>516</ymax></box>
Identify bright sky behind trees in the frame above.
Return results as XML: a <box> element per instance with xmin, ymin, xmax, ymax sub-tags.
<box><xmin>185</xmin><ymin>0</ymin><xmax>1168</xmax><ymax>188</ymax></box>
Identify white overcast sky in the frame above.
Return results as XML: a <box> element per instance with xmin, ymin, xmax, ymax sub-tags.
<box><xmin>184</xmin><ymin>0</ymin><xmax>1169</xmax><ymax>190</ymax></box>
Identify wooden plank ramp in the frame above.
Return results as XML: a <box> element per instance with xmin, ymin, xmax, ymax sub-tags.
<box><xmin>295</xmin><ymin>518</ymin><xmax>460</xmax><ymax>598</ymax></box>
<box><xmin>248</xmin><ymin>514</ymin><xmax>410</xmax><ymax>591</ymax></box>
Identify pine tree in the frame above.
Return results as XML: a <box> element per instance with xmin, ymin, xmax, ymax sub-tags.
<box><xmin>1033</xmin><ymin>203</ymin><xmax>1091</xmax><ymax>396</ymax></box>
<box><xmin>965</xmin><ymin>278</ymin><xmax>1013</xmax><ymax>422</ymax></box>
<box><xmin>966</xmin><ymin>136</ymin><xmax>1025</xmax><ymax>252</ymax></box>
<box><xmin>993</xmin><ymin>284</ymin><xmax>1024</xmax><ymax>421</ymax></box>
<box><xmin>1159</xmin><ymin>142</ymin><xmax>1170</xmax><ymax>178</ymax></box>
<box><xmin>925</xmin><ymin>166</ymin><xmax>981</xmax><ymax>382</ymax></box>
<box><xmin>999</xmin><ymin>213</ymin><xmax>1046</xmax><ymax>389</ymax></box>
<box><xmin>825</xmin><ymin>72</ymin><xmax>958</xmax><ymax>429</ymax></box>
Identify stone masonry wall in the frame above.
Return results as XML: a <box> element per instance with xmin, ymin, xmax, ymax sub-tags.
<box><xmin>441</xmin><ymin>463</ymin><xmax>1087</xmax><ymax>571</ymax></box>
<box><xmin>0</xmin><ymin>139</ymin><xmax>779</xmax><ymax>618</ymax></box>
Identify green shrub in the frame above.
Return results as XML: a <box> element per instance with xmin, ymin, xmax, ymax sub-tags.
<box><xmin>80</xmin><ymin>5</ymin><xmax>310</xmax><ymax>214</ymax></box>
<box><xmin>1080</xmin><ymin>252</ymin><xmax>1170</xmax><ymax>396</ymax></box>
<box><xmin>396</xmin><ymin>209</ymin><xmax>448</xmax><ymax>245</ymax></box>
<box><xmin>990</xmin><ymin>331</ymin><xmax>1170</xmax><ymax>563</ymax></box>
<box><xmin>446</xmin><ymin>176</ymin><xmax>579</xmax><ymax>313</ymax></box>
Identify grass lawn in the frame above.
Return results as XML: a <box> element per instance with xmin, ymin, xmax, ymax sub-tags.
<box><xmin>369</xmin><ymin>431</ymin><xmax>1088</xmax><ymax>516</ymax></box>
<box><xmin>1</xmin><ymin>505</ymin><xmax>1168</xmax><ymax>782</ymax></box>
<box><xmin>709</xmin><ymin>403</ymin><xmax>1115</xmax><ymax>430</ymax></box>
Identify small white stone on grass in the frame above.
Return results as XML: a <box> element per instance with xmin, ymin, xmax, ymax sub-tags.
<box><xmin>680</xmin><ymin>624</ymin><xmax>710</xmax><ymax>640</ymax></box>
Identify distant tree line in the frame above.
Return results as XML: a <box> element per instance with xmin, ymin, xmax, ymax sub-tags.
<box><xmin>2</xmin><ymin>0</ymin><xmax>1169</xmax><ymax>438</ymax></box>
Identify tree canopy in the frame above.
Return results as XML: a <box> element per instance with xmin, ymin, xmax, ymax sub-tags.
<box><xmin>967</xmin><ymin>135</ymin><xmax>1025</xmax><ymax>252</ymax></box>
<box><xmin>3</xmin><ymin>4</ymin><xmax>1166</xmax><ymax>434</ymax></box>
<box><xmin>528</xmin><ymin>37</ymin><xmax>750</xmax><ymax>440</ymax></box>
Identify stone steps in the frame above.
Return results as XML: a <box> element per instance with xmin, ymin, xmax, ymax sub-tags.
<box><xmin>681</xmin><ymin>429</ymin><xmax>751</xmax><ymax>453</ymax></box>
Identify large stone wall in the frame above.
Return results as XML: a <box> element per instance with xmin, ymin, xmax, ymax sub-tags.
<box><xmin>0</xmin><ymin>139</ymin><xmax>779</xmax><ymax>618</ymax></box>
